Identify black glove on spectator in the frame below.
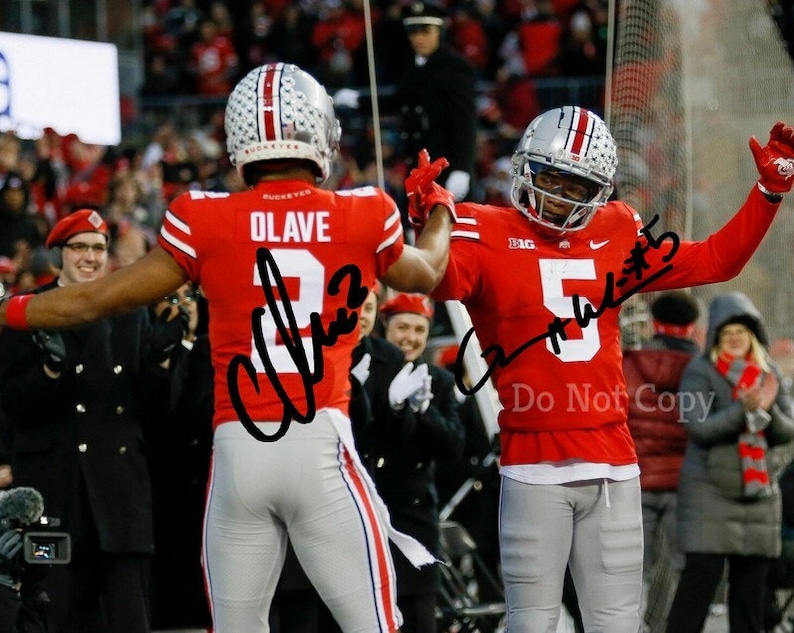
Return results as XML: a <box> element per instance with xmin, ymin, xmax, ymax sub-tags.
<box><xmin>149</xmin><ymin>307</ymin><xmax>189</xmax><ymax>363</ymax></box>
<box><xmin>32</xmin><ymin>330</ymin><xmax>66</xmax><ymax>374</ymax></box>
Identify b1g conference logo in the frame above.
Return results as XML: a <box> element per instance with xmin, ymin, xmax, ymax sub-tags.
<box><xmin>0</xmin><ymin>51</ymin><xmax>9</xmax><ymax>121</ymax></box>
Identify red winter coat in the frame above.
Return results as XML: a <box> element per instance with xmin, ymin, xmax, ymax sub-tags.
<box><xmin>623</xmin><ymin>347</ymin><xmax>693</xmax><ymax>491</ymax></box>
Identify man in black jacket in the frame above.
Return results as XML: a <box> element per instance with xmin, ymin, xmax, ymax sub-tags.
<box><xmin>0</xmin><ymin>209</ymin><xmax>184</xmax><ymax>633</ymax></box>
<box><xmin>335</xmin><ymin>1</ymin><xmax>478</xmax><ymax>205</ymax></box>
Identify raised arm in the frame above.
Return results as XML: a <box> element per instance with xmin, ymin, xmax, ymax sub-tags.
<box><xmin>381</xmin><ymin>149</ymin><xmax>455</xmax><ymax>294</ymax></box>
<box><xmin>642</xmin><ymin>121</ymin><xmax>794</xmax><ymax>292</ymax></box>
<box><xmin>0</xmin><ymin>247</ymin><xmax>188</xmax><ymax>330</ymax></box>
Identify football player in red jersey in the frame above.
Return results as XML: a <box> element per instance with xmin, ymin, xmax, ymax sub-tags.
<box><xmin>408</xmin><ymin>105</ymin><xmax>794</xmax><ymax>632</ymax></box>
<box><xmin>0</xmin><ymin>63</ymin><xmax>456</xmax><ymax>632</ymax></box>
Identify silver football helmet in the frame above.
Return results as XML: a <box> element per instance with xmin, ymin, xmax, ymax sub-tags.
<box><xmin>225</xmin><ymin>63</ymin><xmax>341</xmax><ymax>183</ymax></box>
<box><xmin>511</xmin><ymin>106</ymin><xmax>617</xmax><ymax>234</ymax></box>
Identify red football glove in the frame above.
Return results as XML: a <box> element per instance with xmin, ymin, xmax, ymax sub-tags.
<box><xmin>749</xmin><ymin>121</ymin><xmax>794</xmax><ymax>194</ymax></box>
<box><xmin>404</xmin><ymin>149</ymin><xmax>457</xmax><ymax>233</ymax></box>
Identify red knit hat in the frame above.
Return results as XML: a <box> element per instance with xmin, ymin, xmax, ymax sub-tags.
<box><xmin>380</xmin><ymin>293</ymin><xmax>434</xmax><ymax>319</ymax></box>
<box><xmin>45</xmin><ymin>209</ymin><xmax>109</xmax><ymax>248</ymax></box>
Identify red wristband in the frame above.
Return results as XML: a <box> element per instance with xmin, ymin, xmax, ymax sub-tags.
<box><xmin>5</xmin><ymin>294</ymin><xmax>33</xmax><ymax>330</ymax></box>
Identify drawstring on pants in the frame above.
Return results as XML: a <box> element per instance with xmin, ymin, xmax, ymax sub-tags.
<box><xmin>602</xmin><ymin>478</ymin><xmax>611</xmax><ymax>508</ymax></box>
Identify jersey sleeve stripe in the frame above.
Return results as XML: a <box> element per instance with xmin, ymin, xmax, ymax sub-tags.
<box><xmin>384</xmin><ymin>207</ymin><xmax>401</xmax><ymax>230</ymax></box>
<box><xmin>160</xmin><ymin>225</ymin><xmax>198</xmax><ymax>259</ymax></box>
<box><xmin>377</xmin><ymin>222</ymin><xmax>402</xmax><ymax>253</ymax></box>
<box><xmin>451</xmin><ymin>229</ymin><xmax>480</xmax><ymax>240</ymax></box>
<box><xmin>164</xmin><ymin>209</ymin><xmax>192</xmax><ymax>235</ymax></box>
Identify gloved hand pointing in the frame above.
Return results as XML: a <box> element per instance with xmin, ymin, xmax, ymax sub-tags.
<box><xmin>388</xmin><ymin>362</ymin><xmax>429</xmax><ymax>410</ymax></box>
<box><xmin>749</xmin><ymin>121</ymin><xmax>794</xmax><ymax>195</ymax></box>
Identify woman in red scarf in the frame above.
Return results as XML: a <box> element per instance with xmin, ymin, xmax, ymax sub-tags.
<box><xmin>666</xmin><ymin>291</ymin><xmax>794</xmax><ymax>633</ymax></box>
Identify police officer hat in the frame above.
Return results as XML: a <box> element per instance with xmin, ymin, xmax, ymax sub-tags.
<box><xmin>402</xmin><ymin>1</ymin><xmax>448</xmax><ymax>28</ymax></box>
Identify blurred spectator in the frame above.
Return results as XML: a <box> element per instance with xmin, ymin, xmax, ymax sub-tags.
<box><xmin>103</xmin><ymin>171</ymin><xmax>159</xmax><ymax>238</ymax></box>
<box><xmin>184</xmin><ymin>130</ymin><xmax>224</xmax><ymax>192</ymax></box>
<box><xmin>164</xmin><ymin>0</ymin><xmax>204</xmax><ymax>50</ymax></box>
<box><xmin>0</xmin><ymin>172</ymin><xmax>46</xmax><ymax>269</ymax></box>
<box><xmin>559</xmin><ymin>8</ymin><xmax>606</xmax><ymax>77</ymax></box>
<box><xmin>140</xmin><ymin>121</ymin><xmax>181</xmax><ymax>173</ymax></box>
<box><xmin>60</xmin><ymin>135</ymin><xmax>112</xmax><ymax>213</ymax></box>
<box><xmin>513</xmin><ymin>0</ymin><xmax>563</xmax><ymax>77</ymax></box>
<box><xmin>141</xmin><ymin>50</ymin><xmax>186</xmax><ymax>97</ymax></box>
<box><xmin>189</xmin><ymin>18</ymin><xmax>240</xmax><ymax>96</ymax></box>
<box><xmin>666</xmin><ymin>291</ymin><xmax>794</xmax><ymax>633</ymax></box>
<box><xmin>470</xmin><ymin>0</ymin><xmax>510</xmax><ymax>79</ymax></box>
<box><xmin>236</xmin><ymin>1</ymin><xmax>275</xmax><ymax>69</ymax></box>
<box><xmin>208</xmin><ymin>1</ymin><xmax>235</xmax><ymax>39</ymax></box>
<box><xmin>450</xmin><ymin>2</ymin><xmax>490</xmax><ymax>79</ymax></box>
<box><xmin>0</xmin><ymin>133</ymin><xmax>21</xmax><ymax>179</ymax></box>
<box><xmin>27</xmin><ymin>129</ymin><xmax>69</xmax><ymax>226</ymax></box>
<box><xmin>14</xmin><ymin>247</ymin><xmax>57</xmax><ymax>293</ymax></box>
<box><xmin>309</xmin><ymin>0</ymin><xmax>367</xmax><ymax>89</ymax></box>
<box><xmin>368</xmin><ymin>0</ymin><xmax>413</xmax><ymax>85</ymax></box>
<box><xmin>107</xmin><ymin>220</ymin><xmax>151</xmax><ymax>270</ymax></box>
<box><xmin>265</xmin><ymin>3</ymin><xmax>316</xmax><ymax>70</ymax></box>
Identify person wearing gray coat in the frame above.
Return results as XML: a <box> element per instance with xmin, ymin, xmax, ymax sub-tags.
<box><xmin>666</xmin><ymin>291</ymin><xmax>794</xmax><ymax>633</ymax></box>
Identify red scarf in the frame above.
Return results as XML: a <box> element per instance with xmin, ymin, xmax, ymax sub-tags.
<box><xmin>714</xmin><ymin>352</ymin><xmax>771</xmax><ymax>498</ymax></box>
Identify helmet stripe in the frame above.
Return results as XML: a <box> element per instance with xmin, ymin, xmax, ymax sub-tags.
<box><xmin>258</xmin><ymin>63</ymin><xmax>282</xmax><ymax>142</ymax></box>
<box><xmin>567</xmin><ymin>106</ymin><xmax>594</xmax><ymax>156</ymax></box>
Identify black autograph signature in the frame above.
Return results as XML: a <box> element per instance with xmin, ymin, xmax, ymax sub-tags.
<box><xmin>457</xmin><ymin>215</ymin><xmax>680</xmax><ymax>395</ymax></box>
<box><xmin>227</xmin><ymin>247</ymin><xmax>368</xmax><ymax>442</ymax></box>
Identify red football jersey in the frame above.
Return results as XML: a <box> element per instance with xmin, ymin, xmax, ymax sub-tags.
<box><xmin>433</xmin><ymin>187</ymin><xmax>777</xmax><ymax>466</ymax></box>
<box><xmin>159</xmin><ymin>180</ymin><xmax>404</xmax><ymax>430</ymax></box>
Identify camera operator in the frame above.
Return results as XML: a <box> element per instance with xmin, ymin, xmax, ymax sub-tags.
<box><xmin>0</xmin><ymin>486</ymin><xmax>66</xmax><ymax>633</ymax></box>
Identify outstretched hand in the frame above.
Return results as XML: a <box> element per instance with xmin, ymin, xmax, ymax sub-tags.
<box><xmin>404</xmin><ymin>149</ymin><xmax>456</xmax><ymax>233</ymax></box>
<box><xmin>749</xmin><ymin>121</ymin><xmax>794</xmax><ymax>194</ymax></box>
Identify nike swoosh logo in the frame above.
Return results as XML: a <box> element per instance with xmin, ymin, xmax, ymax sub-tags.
<box><xmin>589</xmin><ymin>240</ymin><xmax>610</xmax><ymax>250</ymax></box>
